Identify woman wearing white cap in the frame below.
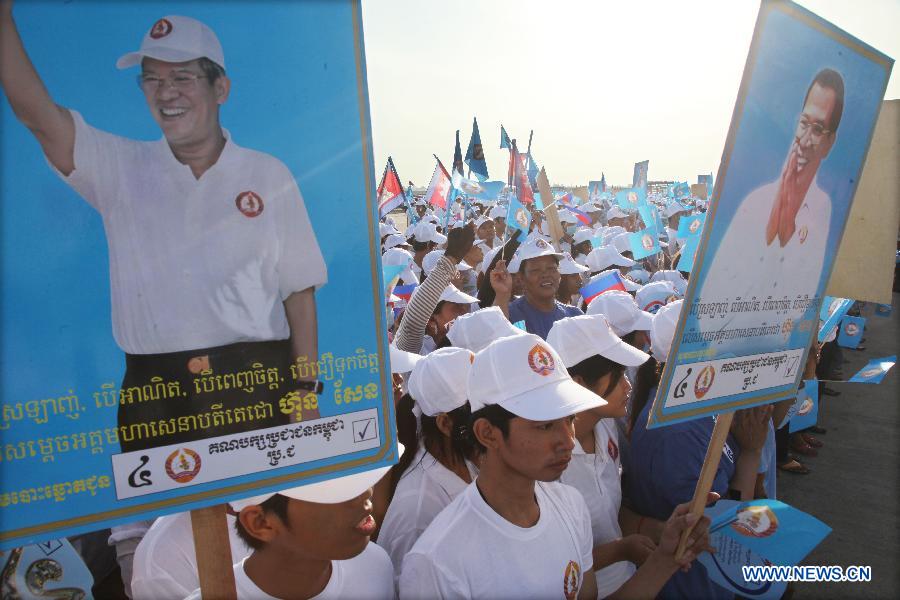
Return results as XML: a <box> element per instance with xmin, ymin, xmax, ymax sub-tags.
<box><xmin>378</xmin><ymin>348</ymin><xmax>478</xmax><ymax>583</ymax></box>
<box><xmin>399</xmin><ymin>334</ymin><xmax>712</xmax><ymax>599</ymax></box>
<box><xmin>548</xmin><ymin>315</ymin><xmax>704</xmax><ymax>598</ymax></box>
<box><xmin>626</xmin><ymin>300</ymin><xmax>771</xmax><ymax>600</ymax></box>
<box><xmin>394</xmin><ymin>225</ymin><xmax>477</xmax><ymax>355</ymax></box>
<box><xmin>556</xmin><ymin>252</ymin><xmax>591</xmax><ymax>307</ymax></box>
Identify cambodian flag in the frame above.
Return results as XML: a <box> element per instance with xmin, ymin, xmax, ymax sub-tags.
<box><xmin>562</xmin><ymin>204</ymin><xmax>591</xmax><ymax>226</ymax></box>
<box><xmin>423</xmin><ymin>158</ymin><xmax>452</xmax><ymax>209</ymax></box>
<box><xmin>377</xmin><ymin>157</ymin><xmax>405</xmax><ymax>218</ymax></box>
<box><xmin>393</xmin><ymin>284</ymin><xmax>417</xmax><ymax>303</ymax></box>
<box><xmin>579</xmin><ymin>271</ymin><xmax>627</xmax><ymax>304</ymax></box>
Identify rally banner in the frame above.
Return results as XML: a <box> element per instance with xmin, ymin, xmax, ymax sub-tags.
<box><xmin>648</xmin><ymin>0</ymin><xmax>893</xmax><ymax>427</ymax></box>
<box><xmin>0</xmin><ymin>1</ymin><xmax>398</xmax><ymax>548</ymax></box>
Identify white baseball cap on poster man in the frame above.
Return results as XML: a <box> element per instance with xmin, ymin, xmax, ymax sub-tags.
<box><xmin>117</xmin><ymin>15</ymin><xmax>226</xmax><ymax>69</ymax></box>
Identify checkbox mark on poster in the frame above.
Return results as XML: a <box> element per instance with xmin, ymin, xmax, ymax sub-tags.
<box><xmin>353</xmin><ymin>418</ymin><xmax>377</xmax><ymax>443</ymax></box>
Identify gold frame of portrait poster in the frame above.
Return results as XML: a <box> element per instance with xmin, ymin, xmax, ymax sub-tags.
<box><xmin>647</xmin><ymin>0</ymin><xmax>893</xmax><ymax>429</ymax></box>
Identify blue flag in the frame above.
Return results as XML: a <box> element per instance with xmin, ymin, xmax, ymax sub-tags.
<box><xmin>628</xmin><ymin>228</ymin><xmax>661</xmax><ymax>260</ymax></box>
<box><xmin>818</xmin><ymin>297</ymin><xmax>853</xmax><ymax>342</ymax></box>
<box><xmin>465</xmin><ymin>117</ymin><xmax>489</xmax><ymax>181</ymax></box>
<box><xmin>837</xmin><ymin>315</ymin><xmax>865</xmax><ymax>348</ymax></box>
<box><xmin>500</xmin><ymin>125</ymin><xmax>511</xmax><ymax>149</ymax></box>
<box><xmin>526</xmin><ymin>152</ymin><xmax>539</xmax><ymax>191</ymax></box>
<box><xmin>677</xmin><ymin>234</ymin><xmax>701</xmax><ymax>273</ymax></box>
<box><xmin>506</xmin><ymin>194</ymin><xmax>531</xmax><ymax>237</ymax></box>
<box><xmin>874</xmin><ymin>303</ymin><xmax>892</xmax><ymax>317</ymax></box>
<box><xmin>615</xmin><ymin>187</ymin><xmax>648</xmax><ymax>211</ymax></box>
<box><xmin>848</xmin><ymin>355</ymin><xmax>896</xmax><ymax>383</ymax></box>
<box><xmin>677</xmin><ymin>213</ymin><xmax>706</xmax><ymax>238</ymax></box>
<box><xmin>788</xmin><ymin>380</ymin><xmax>819</xmax><ymax>433</ymax></box>
<box><xmin>452</xmin><ymin>129</ymin><xmax>464</xmax><ymax>176</ymax></box>
<box><xmin>600</xmin><ymin>172</ymin><xmax>607</xmax><ymax>192</ymax></box>
<box><xmin>632</xmin><ymin>160</ymin><xmax>649</xmax><ymax>190</ymax></box>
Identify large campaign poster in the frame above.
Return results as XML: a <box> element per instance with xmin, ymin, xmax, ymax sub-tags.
<box><xmin>0</xmin><ymin>0</ymin><xmax>395</xmax><ymax>548</ymax></box>
<box><xmin>648</xmin><ymin>0</ymin><xmax>892</xmax><ymax>427</ymax></box>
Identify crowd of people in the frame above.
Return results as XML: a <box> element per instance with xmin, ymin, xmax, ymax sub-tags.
<box><xmin>76</xmin><ymin>188</ymin><xmax>853</xmax><ymax>600</ymax></box>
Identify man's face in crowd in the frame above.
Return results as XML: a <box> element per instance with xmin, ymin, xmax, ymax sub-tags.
<box><xmin>493</xmin><ymin>217</ymin><xmax>506</xmax><ymax>235</ymax></box>
<box><xmin>141</xmin><ymin>58</ymin><xmax>229</xmax><ymax>150</ymax></box>
<box><xmin>793</xmin><ymin>82</ymin><xmax>837</xmax><ymax>174</ymax></box>
<box><xmin>499</xmin><ymin>415</ymin><xmax>576</xmax><ymax>481</ymax></box>
<box><xmin>521</xmin><ymin>256</ymin><xmax>560</xmax><ymax>302</ymax></box>
<box><xmin>477</xmin><ymin>221</ymin><xmax>495</xmax><ymax>242</ymax></box>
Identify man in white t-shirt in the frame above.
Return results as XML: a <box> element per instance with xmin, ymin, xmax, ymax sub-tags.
<box><xmin>0</xmin><ymin>8</ymin><xmax>327</xmax><ymax>450</ymax></box>
<box><xmin>698</xmin><ymin>69</ymin><xmax>844</xmax><ymax>356</ymax></box>
<box><xmin>184</xmin><ymin>452</ymin><xmax>398</xmax><ymax>599</ymax></box>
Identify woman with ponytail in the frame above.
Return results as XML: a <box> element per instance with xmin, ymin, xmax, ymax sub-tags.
<box><xmin>376</xmin><ymin>347</ymin><xmax>478</xmax><ymax>584</ymax></box>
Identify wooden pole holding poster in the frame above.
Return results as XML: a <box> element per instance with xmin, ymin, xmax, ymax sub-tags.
<box><xmin>191</xmin><ymin>505</ymin><xmax>237</xmax><ymax>600</ymax></box>
<box><xmin>536</xmin><ymin>167</ymin><xmax>565</xmax><ymax>251</ymax></box>
<box><xmin>674</xmin><ymin>411</ymin><xmax>734</xmax><ymax>559</ymax></box>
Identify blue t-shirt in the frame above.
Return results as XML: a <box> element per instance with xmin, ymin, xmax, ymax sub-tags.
<box><xmin>626</xmin><ymin>392</ymin><xmax>738</xmax><ymax>600</ymax></box>
<box><xmin>508</xmin><ymin>296</ymin><xmax>582</xmax><ymax>340</ymax></box>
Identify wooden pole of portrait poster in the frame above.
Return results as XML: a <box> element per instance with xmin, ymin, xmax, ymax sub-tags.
<box><xmin>192</xmin><ymin>504</ymin><xmax>237</xmax><ymax>599</ymax></box>
<box><xmin>674</xmin><ymin>411</ymin><xmax>734</xmax><ymax>559</ymax></box>
<box><xmin>536</xmin><ymin>167</ymin><xmax>565</xmax><ymax>251</ymax></box>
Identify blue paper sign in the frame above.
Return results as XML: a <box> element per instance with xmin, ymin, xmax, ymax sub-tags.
<box><xmin>837</xmin><ymin>315</ymin><xmax>865</xmax><ymax>348</ymax></box>
<box><xmin>874</xmin><ymin>303</ymin><xmax>892</xmax><ymax>317</ymax></box>
<box><xmin>677</xmin><ymin>213</ymin><xmax>706</xmax><ymax>238</ymax></box>
<box><xmin>818</xmin><ymin>297</ymin><xmax>854</xmax><ymax>342</ymax></box>
<box><xmin>648</xmin><ymin>0</ymin><xmax>893</xmax><ymax>427</ymax></box>
<box><xmin>789</xmin><ymin>380</ymin><xmax>818</xmax><ymax>433</ymax></box>
<box><xmin>677</xmin><ymin>235</ymin><xmax>701</xmax><ymax>274</ymax></box>
<box><xmin>628</xmin><ymin>228</ymin><xmax>662</xmax><ymax>260</ymax></box>
<box><xmin>1</xmin><ymin>1</ymin><xmax>397</xmax><ymax>549</ymax></box>
<box><xmin>699</xmin><ymin>531</ymin><xmax>787</xmax><ymax>600</ymax></box>
<box><xmin>848</xmin><ymin>356</ymin><xmax>896</xmax><ymax>383</ymax></box>
<box><xmin>615</xmin><ymin>187</ymin><xmax>648</xmax><ymax>211</ymax></box>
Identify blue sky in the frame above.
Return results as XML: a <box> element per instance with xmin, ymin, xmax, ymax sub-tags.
<box><xmin>362</xmin><ymin>0</ymin><xmax>898</xmax><ymax>187</ymax></box>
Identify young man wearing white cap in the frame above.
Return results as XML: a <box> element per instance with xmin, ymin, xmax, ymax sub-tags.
<box><xmin>0</xmin><ymin>6</ymin><xmax>326</xmax><ymax>450</ymax></box>
<box><xmin>399</xmin><ymin>334</ymin><xmax>710</xmax><ymax>599</ymax></box>
<box><xmin>184</xmin><ymin>462</ymin><xmax>397</xmax><ymax>600</ymax></box>
<box><xmin>493</xmin><ymin>237</ymin><xmax>582</xmax><ymax>339</ymax></box>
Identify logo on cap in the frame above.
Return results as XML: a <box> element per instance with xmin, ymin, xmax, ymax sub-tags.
<box><xmin>235</xmin><ymin>191</ymin><xmax>264</xmax><ymax>218</ymax></box>
<box><xmin>527</xmin><ymin>344</ymin><xmax>555</xmax><ymax>377</ymax></box>
<box><xmin>694</xmin><ymin>365</ymin><xmax>715</xmax><ymax>399</ymax></box>
<box><xmin>149</xmin><ymin>18</ymin><xmax>173</xmax><ymax>39</ymax></box>
<box><xmin>535</xmin><ymin>239</ymin><xmax>548</xmax><ymax>249</ymax></box>
<box><xmin>563</xmin><ymin>560</ymin><xmax>581</xmax><ymax>599</ymax></box>
<box><xmin>165</xmin><ymin>448</ymin><xmax>201</xmax><ymax>484</ymax></box>
<box><xmin>643</xmin><ymin>300</ymin><xmax>665</xmax><ymax>314</ymax></box>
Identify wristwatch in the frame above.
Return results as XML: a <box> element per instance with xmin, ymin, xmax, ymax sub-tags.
<box><xmin>296</xmin><ymin>380</ymin><xmax>324</xmax><ymax>394</ymax></box>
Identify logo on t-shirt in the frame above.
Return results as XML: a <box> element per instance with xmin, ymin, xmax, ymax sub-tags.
<box><xmin>563</xmin><ymin>560</ymin><xmax>581</xmax><ymax>600</ymax></box>
<box><xmin>527</xmin><ymin>344</ymin><xmax>555</xmax><ymax>377</ymax></box>
<box><xmin>149</xmin><ymin>18</ymin><xmax>173</xmax><ymax>39</ymax></box>
<box><xmin>165</xmin><ymin>448</ymin><xmax>201</xmax><ymax>484</ymax></box>
<box><xmin>235</xmin><ymin>191</ymin><xmax>264</xmax><ymax>218</ymax></box>
<box><xmin>798</xmin><ymin>225</ymin><xmax>808</xmax><ymax>244</ymax></box>
<box><xmin>694</xmin><ymin>366</ymin><xmax>715</xmax><ymax>399</ymax></box>
<box><xmin>730</xmin><ymin>505</ymin><xmax>779</xmax><ymax>538</ymax></box>
<box><xmin>607</xmin><ymin>437</ymin><xmax>619</xmax><ymax>461</ymax></box>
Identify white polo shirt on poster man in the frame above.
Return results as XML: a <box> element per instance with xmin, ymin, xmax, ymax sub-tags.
<box><xmin>52</xmin><ymin>110</ymin><xmax>327</xmax><ymax>354</ymax></box>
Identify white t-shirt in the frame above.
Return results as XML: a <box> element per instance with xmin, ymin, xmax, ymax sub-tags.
<box><xmin>131</xmin><ymin>511</ymin><xmax>250</xmax><ymax>600</ymax></box>
<box><xmin>399</xmin><ymin>480</ymin><xmax>593</xmax><ymax>599</ymax></box>
<box><xmin>698</xmin><ymin>179</ymin><xmax>831</xmax><ymax>355</ymax></box>
<box><xmin>561</xmin><ymin>419</ymin><xmax>636</xmax><ymax>598</ymax></box>
<box><xmin>184</xmin><ymin>544</ymin><xmax>394</xmax><ymax>600</ymax></box>
<box><xmin>54</xmin><ymin>110</ymin><xmax>327</xmax><ymax>354</ymax></box>
<box><xmin>377</xmin><ymin>446</ymin><xmax>476</xmax><ymax>583</ymax></box>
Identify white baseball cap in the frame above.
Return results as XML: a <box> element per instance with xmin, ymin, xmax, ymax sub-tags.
<box><xmin>383</xmin><ymin>233</ymin><xmax>410</xmax><ymax>251</ymax></box>
<box><xmin>559</xmin><ymin>252</ymin><xmax>590</xmax><ymax>276</ymax></box>
<box><xmin>584</xmin><ymin>245</ymin><xmax>635</xmax><ymax>273</ymax></box>
<box><xmin>626</xmin><ymin>268</ymin><xmax>650</xmax><ymax>284</ymax></box>
<box><xmin>467</xmin><ymin>334</ymin><xmax>606</xmax><ymax>419</ymax></box>
<box><xmin>650</xmin><ymin>299</ymin><xmax>684</xmax><ymax>363</ymax></box>
<box><xmin>507</xmin><ymin>237</ymin><xmax>562</xmax><ymax>274</ymax></box>
<box><xmin>381</xmin><ymin>247</ymin><xmax>418</xmax><ymax>285</ymax></box>
<box><xmin>607</xmin><ymin>206</ymin><xmax>628</xmax><ymax>221</ymax></box>
<box><xmin>547</xmin><ymin>315</ymin><xmax>650</xmax><ymax>368</ymax></box>
<box><xmin>650</xmin><ymin>270</ymin><xmax>688</xmax><ymax>295</ymax></box>
<box><xmin>602</xmin><ymin>226</ymin><xmax>626</xmax><ymax>244</ymax></box>
<box><xmin>379</xmin><ymin>222</ymin><xmax>400</xmax><ymax>238</ymax></box>
<box><xmin>411</xmin><ymin>222</ymin><xmax>447</xmax><ymax>245</ymax></box>
<box><xmin>229</xmin><ymin>442</ymin><xmax>404</xmax><ymax>510</ymax></box>
<box><xmin>408</xmin><ymin>347</ymin><xmax>474</xmax><ymax>417</ymax></box>
<box><xmin>489</xmin><ymin>204</ymin><xmax>507</xmax><ymax>220</ymax></box>
<box><xmin>636</xmin><ymin>281</ymin><xmax>678</xmax><ymax>314</ymax></box>
<box><xmin>612</xmin><ymin>232</ymin><xmax>633</xmax><ymax>255</ymax></box>
<box><xmin>422</xmin><ymin>250</ymin><xmax>471</xmax><ymax>275</ymax></box>
<box><xmin>573</xmin><ymin>229</ymin><xmax>596</xmax><ymax>245</ymax></box>
<box><xmin>117</xmin><ymin>16</ymin><xmax>225</xmax><ymax>70</ymax></box>
<box><xmin>558</xmin><ymin>211</ymin><xmax>579</xmax><ymax>224</ymax></box>
<box><xmin>665</xmin><ymin>201</ymin><xmax>689</xmax><ymax>217</ymax></box>
<box><xmin>389</xmin><ymin>343</ymin><xmax>422</xmax><ymax>374</ymax></box>
<box><xmin>586</xmin><ymin>290</ymin><xmax>655</xmax><ymax>336</ymax></box>
<box><xmin>446</xmin><ymin>306</ymin><xmax>526</xmax><ymax>353</ymax></box>
<box><xmin>478</xmin><ymin>245</ymin><xmax>502</xmax><ymax>274</ymax></box>
<box><xmin>437</xmin><ymin>285</ymin><xmax>479</xmax><ymax>305</ymax></box>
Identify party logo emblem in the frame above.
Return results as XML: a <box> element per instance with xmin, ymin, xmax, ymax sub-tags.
<box><xmin>165</xmin><ymin>448</ymin><xmax>201</xmax><ymax>484</ymax></box>
<box><xmin>527</xmin><ymin>344</ymin><xmax>555</xmax><ymax>377</ymax></box>
<box><xmin>235</xmin><ymin>191</ymin><xmax>264</xmax><ymax>218</ymax></box>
